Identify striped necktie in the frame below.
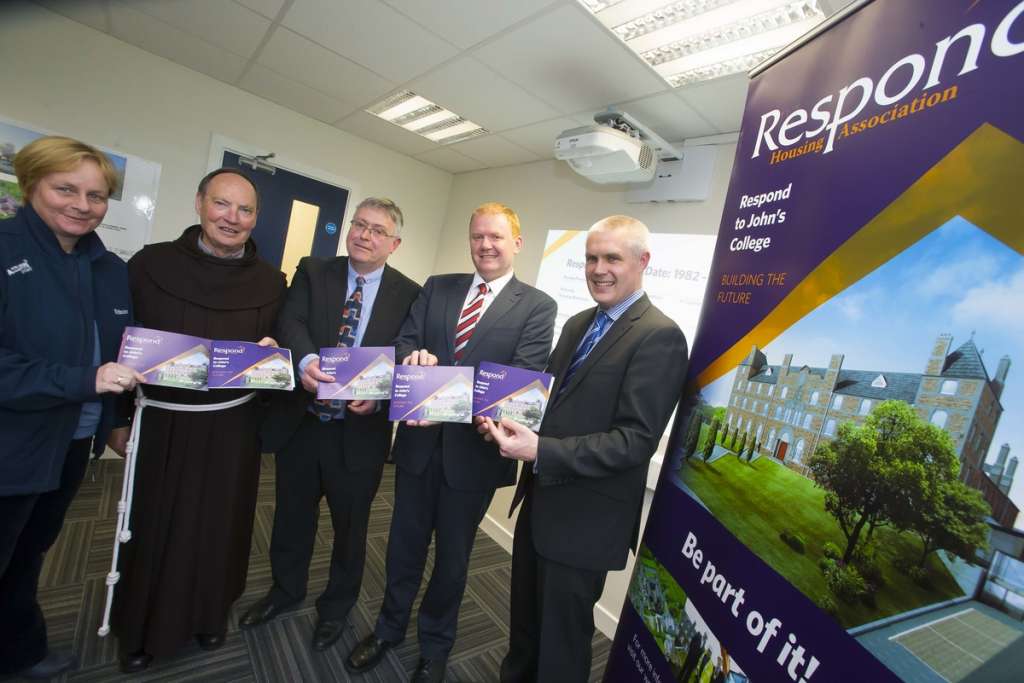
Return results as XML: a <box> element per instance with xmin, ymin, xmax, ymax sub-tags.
<box><xmin>557</xmin><ymin>311</ymin><xmax>611</xmax><ymax>397</ymax></box>
<box><xmin>454</xmin><ymin>283</ymin><xmax>489</xmax><ymax>361</ymax></box>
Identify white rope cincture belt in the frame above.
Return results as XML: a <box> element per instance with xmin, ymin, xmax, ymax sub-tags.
<box><xmin>97</xmin><ymin>386</ymin><xmax>256</xmax><ymax>637</ymax></box>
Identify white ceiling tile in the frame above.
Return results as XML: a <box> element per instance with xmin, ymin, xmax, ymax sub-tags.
<box><xmin>414</xmin><ymin>148</ymin><xmax>486</xmax><ymax>174</ymax></box>
<box><xmin>36</xmin><ymin>0</ymin><xmax>111</xmax><ymax>33</ymax></box>
<box><xmin>500</xmin><ymin>118</ymin><xmax>581</xmax><ymax>158</ymax></box>
<box><xmin>409</xmin><ymin>57</ymin><xmax>560</xmax><ymax>133</ymax></box>
<box><xmin>474</xmin><ymin>4</ymin><xmax>666</xmax><ymax>115</ymax></box>
<box><xmin>676</xmin><ymin>74</ymin><xmax>751</xmax><ymax>134</ymax></box>
<box><xmin>113</xmin><ymin>0</ymin><xmax>271</xmax><ymax>59</ymax></box>
<box><xmin>109</xmin><ymin>3</ymin><xmax>248</xmax><ymax>84</ymax></box>
<box><xmin>233</xmin><ymin>0</ymin><xmax>286</xmax><ymax>20</ymax></box>
<box><xmin>334</xmin><ymin>111</ymin><xmax>439</xmax><ymax>156</ymax></box>
<box><xmin>612</xmin><ymin>91</ymin><xmax>719</xmax><ymax>141</ymax></box>
<box><xmin>282</xmin><ymin>0</ymin><xmax>458</xmax><ymax>83</ymax></box>
<box><xmin>571</xmin><ymin>111</ymin><xmax>600</xmax><ymax>127</ymax></box>
<box><xmin>258</xmin><ymin>28</ymin><xmax>394</xmax><ymax>109</ymax></box>
<box><xmin>240</xmin><ymin>64</ymin><xmax>358</xmax><ymax>123</ymax></box>
<box><xmin>448</xmin><ymin>135</ymin><xmax>540</xmax><ymax>168</ymax></box>
<box><xmin>380</xmin><ymin>0</ymin><xmax>558</xmax><ymax>50</ymax></box>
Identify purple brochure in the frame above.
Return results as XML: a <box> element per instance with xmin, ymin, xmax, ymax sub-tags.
<box><xmin>118</xmin><ymin>326</ymin><xmax>211</xmax><ymax>391</ymax></box>
<box><xmin>317</xmin><ymin>347</ymin><xmax>395</xmax><ymax>400</ymax></box>
<box><xmin>208</xmin><ymin>342</ymin><xmax>294</xmax><ymax>391</ymax></box>
<box><xmin>472</xmin><ymin>362</ymin><xmax>554</xmax><ymax>432</ymax></box>
<box><xmin>388</xmin><ymin>365</ymin><xmax>474</xmax><ymax>423</ymax></box>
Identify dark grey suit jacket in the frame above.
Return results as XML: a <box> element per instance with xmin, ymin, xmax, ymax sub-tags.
<box><xmin>513</xmin><ymin>294</ymin><xmax>688</xmax><ymax>571</ymax></box>
<box><xmin>391</xmin><ymin>273</ymin><xmax>556</xmax><ymax>492</ymax></box>
<box><xmin>260</xmin><ymin>256</ymin><xmax>421</xmax><ymax>470</ymax></box>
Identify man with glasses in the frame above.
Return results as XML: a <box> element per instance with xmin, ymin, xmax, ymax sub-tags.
<box><xmin>346</xmin><ymin>203</ymin><xmax>556</xmax><ymax>683</ymax></box>
<box><xmin>241</xmin><ymin>198</ymin><xmax>421</xmax><ymax>654</ymax></box>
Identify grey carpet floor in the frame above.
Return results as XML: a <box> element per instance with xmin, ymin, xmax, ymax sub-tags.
<box><xmin>29</xmin><ymin>456</ymin><xmax>610</xmax><ymax>682</ymax></box>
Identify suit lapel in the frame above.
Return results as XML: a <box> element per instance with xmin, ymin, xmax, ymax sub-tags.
<box><xmin>549</xmin><ymin>310</ymin><xmax>591</xmax><ymax>393</ymax></box>
<box><xmin>444</xmin><ymin>275</ymin><xmax>474</xmax><ymax>359</ymax></box>
<box><xmin>324</xmin><ymin>258</ymin><xmax>348</xmax><ymax>346</ymax></box>
<box><xmin>361</xmin><ymin>264</ymin><xmax>398</xmax><ymax>346</ymax></box>
<box><xmin>460</xmin><ymin>276</ymin><xmax>523</xmax><ymax>361</ymax></box>
<box><xmin>552</xmin><ymin>296</ymin><xmax>651</xmax><ymax>407</ymax></box>
<box><xmin>546</xmin><ymin>312</ymin><xmax>590</xmax><ymax>412</ymax></box>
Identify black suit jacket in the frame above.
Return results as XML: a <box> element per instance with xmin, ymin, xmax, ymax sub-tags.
<box><xmin>391</xmin><ymin>273</ymin><xmax>556</xmax><ymax>492</ymax></box>
<box><xmin>513</xmin><ymin>294</ymin><xmax>688</xmax><ymax>571</ymax></box>
<box><xmin>260</xmin><ymin>256</ymin><xmax>421</xmax><ymax>470</ymax></box>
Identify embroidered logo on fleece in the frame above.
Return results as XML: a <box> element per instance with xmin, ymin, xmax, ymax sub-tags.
<box><xmin>114</xmin><ymin>308</ymin><xmax>129</xmax><ymax>315</ymax></box>
<box><xmin>5</xmin><ymin>259</ymin><xmax>31</xmax><ymax>276</ymax></box>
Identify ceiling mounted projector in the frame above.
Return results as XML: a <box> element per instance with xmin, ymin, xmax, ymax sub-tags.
<box><xmin>554</xmin><ymin>110</ymin><xmax>680</xmax><ymax>185</ymax></box>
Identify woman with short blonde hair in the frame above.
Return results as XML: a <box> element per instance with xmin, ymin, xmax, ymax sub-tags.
<box><xmin>0</xmin><ymin>135</ymin><xmax>141</xmax><ymax>680</ymax></box>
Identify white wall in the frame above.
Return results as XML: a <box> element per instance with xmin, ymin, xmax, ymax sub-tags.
<box><xmin>441</xmin><ymin>147</ymin><xmax>736</xmax><ymax>637</ymax></box>
<box><xmin>0</xmin><ymin>2</ymin><xmax>452</xmax><ymax>283</ymax></box>
<box><xmin>432</xmin><ymin>150</ymin><xmax>734</xmax><ymax>283</ymax></box>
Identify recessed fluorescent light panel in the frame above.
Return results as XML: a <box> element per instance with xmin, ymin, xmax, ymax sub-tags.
<box><xmin>366</xmin><ymin>90</ymin><xmax>488</xmax><ymax>145</ymax></box>
<box><xmin>579</xmin><ymin>0</ymin><xmax>826</xmax><ymax>85</ymax></box>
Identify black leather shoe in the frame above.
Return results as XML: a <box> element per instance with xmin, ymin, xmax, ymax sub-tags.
<box><xmin>411</xmin><ymin>657</ymin><xmax>447</xmax><ymax>683</ymax></box>
<box><xmin>196</xmin><ymin>633</ymin><xmax>226</xmax><ymax>651</ymax></box>
<box><xmin>344</xmin><ymin>634</ymin><xmax>394</xmax><ymax>673</ymax></box>
<box><xmin>119</xmin><ymin>650</ymin><xmax>152</xmax><ymax>674</ymax></box>
<box><xmin>239</xmin><ymin>595</ymin><xmax>293</xmax><ymax>629</ymax></box>
<box><xmin>18</xmin><ymin>651</ymin><xmax>77</xmax><ymax>679</ymax></box>
<box><xmin>311</xmin><ymin>619</ymin><xmax>346</xmax><ymax>652</ymax></box>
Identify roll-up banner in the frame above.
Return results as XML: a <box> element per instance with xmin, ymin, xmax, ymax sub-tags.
<box><xmin>607</xmin><ymin>1</ymin><xmax>1024</xmax><ymax>681</ymax></box>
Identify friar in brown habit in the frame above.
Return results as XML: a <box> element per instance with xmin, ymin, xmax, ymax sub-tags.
<box><xmin>111</xmin><ymin>169</ymin><xmax>285</xmax><ymax>670</ymax></box>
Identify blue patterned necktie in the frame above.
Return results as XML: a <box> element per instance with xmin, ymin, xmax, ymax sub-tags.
<box><xmin>557</xmin><ymin>311</ymin><xmax>611</xmax><ymax>397</ymax></box>
<box><xmin>337</xmin><ymin>276</ymin><xmax>366</xmax><ymax>348</ymax></box>
<box><xmin>313</xmin><ymin>276</ymin><xmax>366</xmax><ymax>420</ymax></box>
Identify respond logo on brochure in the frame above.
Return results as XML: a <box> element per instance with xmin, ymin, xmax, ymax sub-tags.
<box><xmin>208</xmin><ymin>342</ymin><xmax>294</xmax><ymax>391</ymax></box>
<box><xmin>118</xmin><ymin>326</ymin><xmax>211</xmax><ymax>391</ymax></box>
<box><xmin>389</xmin><ymin>366</ymin><xmax>474</xmax><ymax>423</ymax></box>
<box><xmin>317</xmin><ymin>347</ymin><xmax>396</xmax><ymax>400</ymax></box>
<box><xmin>473</xmin><ymin>362</ymin><xmax>553</xmax><ymax>432</ymax></box>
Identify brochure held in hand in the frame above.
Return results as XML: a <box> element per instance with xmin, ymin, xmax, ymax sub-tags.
<box><xmin>389</xmin><ymin>365</ymin><xmax>475</xmax><ymax>423</ymax></box>
<box><xmin>117</xmin><ymin>326</ymin><xmax>294</xmax><ymax>391</ymax></box>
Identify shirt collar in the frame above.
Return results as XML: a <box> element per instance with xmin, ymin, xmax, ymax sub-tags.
<box><xmin>197</xmin><ymin>233</ymin><xmax>245</xmax><ymax>259</ymax></box>
<box><xmin>349</xmin><ymin>263</ymin><xmax>385</xmax><ymax>285</ymax></box>
<box><xmin>601</xmin><ymin>289</ymin><xmax>645</xmax><ymax>322</ymax></box>
<box><xmin>472</xmin><ymin>269</ymin><xmax>514</xmax><ymax>296</ymax></box>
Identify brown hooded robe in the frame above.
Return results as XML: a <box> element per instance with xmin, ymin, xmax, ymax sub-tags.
<box><xmin>111</xmin><ymin>226</ymin><xmax>285</xmax><ymax>657</ymax></box>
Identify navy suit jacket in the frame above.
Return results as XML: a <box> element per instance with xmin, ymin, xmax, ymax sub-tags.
<box><xmin>391</xmin><ymin>273</ymin><xmax>556</xmax><ymax>492</ymax></box>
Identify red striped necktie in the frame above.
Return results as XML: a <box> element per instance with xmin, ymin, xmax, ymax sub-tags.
<box><xmin>454</xmin><ymin>283</ymin><xmax>489</xmax><ymax>361</ymax></box>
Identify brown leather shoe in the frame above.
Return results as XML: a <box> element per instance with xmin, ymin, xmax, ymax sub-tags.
<box><xmin>344</xmin><ymin>634</ymin><xmax>394</xmax><ymax>673</ymax></box>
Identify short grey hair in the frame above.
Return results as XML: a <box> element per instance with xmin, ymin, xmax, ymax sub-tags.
<box><xmin>356</xmin><ymin>197</ymin><xmax>404</xmax><ymax>235</ymax></box>
<box><xmin>588</xmin><ymin>215</ymin><xmax>650</xmax><ymax>258</ymax></box>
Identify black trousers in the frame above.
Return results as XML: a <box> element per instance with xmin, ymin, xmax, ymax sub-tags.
<box><xmin>0</xmin><ymin>438</ymin><xmax>92</xmax><ymax>674</ymax></box>
<box><xmin>374</xmin><ymin>446</ymin><xmax>494</xmax><ymax>659</ymax></box>
<box><xmin>500</xmin><ymin>495</ymin><xmax>607</xmax><ymax>683</ymax></box>
<box><xmin>267</xmin><ymin>414</ymin><xmax>383</xmax><ymax>620</ymax></box>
